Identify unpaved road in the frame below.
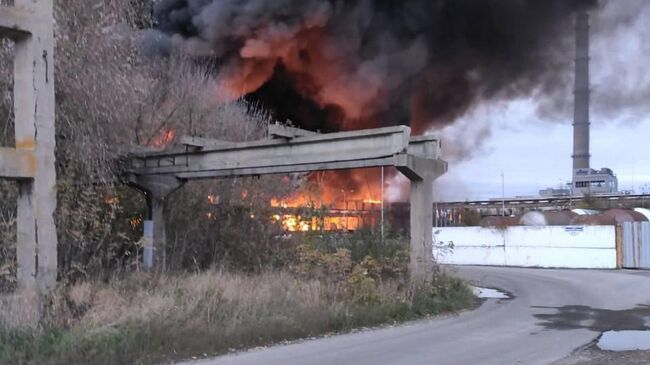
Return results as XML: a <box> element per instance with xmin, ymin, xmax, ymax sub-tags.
<box><xmin>179</xmin><ymin>267</ymin><xmax>650</xmax><ymax>365</ymax></box>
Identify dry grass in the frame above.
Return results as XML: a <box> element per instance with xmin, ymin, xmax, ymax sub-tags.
<box><xmin>0</xmin><ymin>269</ymin><xmax>472</xmax><ymax>365</ymax></box>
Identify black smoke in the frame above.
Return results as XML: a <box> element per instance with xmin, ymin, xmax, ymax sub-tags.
<box><xmin>150</xmin><ymin>0</ymin><xmax>601</xmax><ymax>134</ymax></box>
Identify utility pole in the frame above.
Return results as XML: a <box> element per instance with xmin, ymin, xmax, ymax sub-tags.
<box><xmin>342</xmin><ymin>189</ymin><xmax>347</xmax><ymax>231</ymax></box>
<box><xmin>501</xmin><ymin>171</ymin><xmax>505</xmax><ymax>217</ymax></box>
<box><xmin>380</xmin><ymin>166</ymin><xmax>385</xmax><ymax>244</ymax></box>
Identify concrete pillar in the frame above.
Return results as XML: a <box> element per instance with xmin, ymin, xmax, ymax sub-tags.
<box><xmin>409</xmin><ymin>175</ymin><xmax>434</xmax><ymax>283</ymax></box>
<box><xmin>397</xmin><ymin>153</ymin><xmax>447</xmax><ymax>284</ymax></box>
<box><xmin>130</xmin><ymin>175</ymin><xmax>183</xmax><ymax>272</ymax></box>
<box><xmin>16</xmin><ymin>181</ymin><xmax>36</xmax><ymax>289</ymax></box>
<box><xmin>10</xmin><ymin>0</ymin><xmax>58</xmax><ymax>293</ymax></box>
<box><xmin>144</xmin><ymin>196</ymin><xmax>167</xmax><ymax>271</ymax></box>
<box><xmin>142</xmin><ymin>220</ymin><xmax>154</xmax><ymax>269</ymax></box>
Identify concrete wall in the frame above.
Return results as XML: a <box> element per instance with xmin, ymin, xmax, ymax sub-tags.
<box><xmin>433</xmin><ymin>225</ymin><xmax>617</xmax><ymax>269</ymax></box>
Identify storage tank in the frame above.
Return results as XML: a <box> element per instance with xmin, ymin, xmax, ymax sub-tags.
<box><xmin>633</xmin><ymin>208</ymin><xmax>650</xmax><ymax>222</ymax></box>
<box><xmin>603</xmin><ymin>209</ymin><xmax>648</xmax><ymax>224</ymax></box>
<box><xmin>519</xmin><ymin>211</ymin><xmax>577</xmax><ymax>226</ymax></box>
<box><xmin>572</xmin><ymin>208</ymin><xmax>599</xmax><ymax>215</ymax></box>
<box><xmin>571</xmin><ymin>214</ymin><xmax>617</xmax><ymax>226</ymax></box>
<box><xmin>479</xmin><ymin>216</ymin><xmax>520</xmax><ymax>228</ymax></box>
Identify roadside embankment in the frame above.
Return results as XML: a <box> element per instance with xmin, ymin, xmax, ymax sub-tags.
<box><xmin>0</xmin><ymin>266</ymin><xmax>472</xmax><ymax>365</ymax></box>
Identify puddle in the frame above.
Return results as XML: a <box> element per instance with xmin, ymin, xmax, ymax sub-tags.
<box><xmin>533</xmin><ymin>305</ymin><xmax>650</xmax><ymax>332</ymax></box>
<box><xmin>597</xmin><ymin>330</ymin><xmax>650</xmax><ymax>351</ymax></box>
<box><xmin>471</xmin><ymin>286</ymin><xmax>510</xmax><ymax>299</ymax></box>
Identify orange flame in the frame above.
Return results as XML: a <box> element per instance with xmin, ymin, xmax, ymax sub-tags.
<box><xmin>151</xmin><ymin>130</ymin><xmax>175</xmax><ymax>149</ymax></box>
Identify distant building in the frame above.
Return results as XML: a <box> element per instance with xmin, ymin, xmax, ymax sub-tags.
<box><xmin>572</xmin><ymin>167</ymin><xmax>618</xmax><ymax>195</ymax></box>
<box><xmin>539</xmin><ymin>187</ymin><xmax>571</xmax><ymax>197</ymax></box>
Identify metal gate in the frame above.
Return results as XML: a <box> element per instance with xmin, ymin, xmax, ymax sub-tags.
<box><xmin>621</xmin><ymin>222</ymin><xmax>650</xmax><ymax>269</ymax></box>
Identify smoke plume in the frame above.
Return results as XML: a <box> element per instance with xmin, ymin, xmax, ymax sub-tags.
<box><xmin>149</xmin><ymin>0</ymin><xmax>600</xmax><ymax>135</ymax></box>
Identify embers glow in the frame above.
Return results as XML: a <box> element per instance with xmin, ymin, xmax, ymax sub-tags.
<box><xmin>272</xmin><ymin>214</ymin><xmax>315</xmax><ymax>232</ymax></box>
<box><xmin>207</xmin><ymin>194</ymin><xmax>219</xmax><ymax>205</ymax></box>
<box><xmin>271</xmin><ymin>170</ymin><xmax>385</xmax><ymax>232</ymax></box>
<box><xmin>151</xmin><ymin>130</ymin><xmax>175</xmax><ymax>149</ymax></box>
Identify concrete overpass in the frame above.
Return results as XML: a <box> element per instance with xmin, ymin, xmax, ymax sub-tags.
<box><xmin>125</xmin><ymin>124</ymin><xmax>448</xmax><ymax>282</ymax></box>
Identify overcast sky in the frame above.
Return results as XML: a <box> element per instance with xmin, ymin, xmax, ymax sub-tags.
<box><xmin>428</xmin><ymin>0</ymin><xmax>650</xmax><ymax>202</ymax></box>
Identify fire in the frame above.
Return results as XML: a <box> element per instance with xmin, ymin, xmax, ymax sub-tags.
<box><xmin>270</xmin><ymin>169</ymin><xmax>386</xmax><ymax>232</ymax></box>
<box><xmin>218</xmin><ymin>24</ymin><xmax>383</xmax><ymax>130</ymax></box>
<box><xmin>207</xmin><ymin>194</ymin><xmax>219</xmax><ymax>205</ymax></box>
<box><xmin>272</xmin><ymin>214</ymin><xmax>315</xmax><ymax>232</ymax></box>
<box><xmin>151</xmin><ymin>129</ymin><xmax>175</xmax><ymax>148</ymax></box>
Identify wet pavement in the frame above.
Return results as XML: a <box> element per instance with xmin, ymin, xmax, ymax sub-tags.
<box><xmin>471</xmin><ymin>286</ymin><xmax>511</xmax><ymax>299</ymax></box>
<box><xmin>533</xmin><ymin>304</ymin><xmax>650</xmax><ymax>332</ymax></box>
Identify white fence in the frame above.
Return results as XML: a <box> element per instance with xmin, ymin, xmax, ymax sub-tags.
<box><xmin>433</xmin><ymin>225</ymin><xmax>617</xmax><ymax>269</ymax></box>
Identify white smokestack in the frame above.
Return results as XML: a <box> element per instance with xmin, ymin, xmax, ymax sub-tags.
<box><xmin>572</xmin><ymin>12</ymin><xmax>590</xmax><ymax>171</ymax></box>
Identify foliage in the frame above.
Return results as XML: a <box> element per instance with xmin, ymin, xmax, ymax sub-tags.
<box><xmin>0</xmin><ymin>269</ymin><xmax>472</xmax><ymax>365</ymax></box>
<box><xmin>0</xmin><ymin>0</ymin><xmax>305</xmax><ymax>284</ymax></box>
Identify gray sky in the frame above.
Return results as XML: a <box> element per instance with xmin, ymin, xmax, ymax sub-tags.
<box><xmin>427</xmin><ymin>0</ymin><xmax>650</xmax><ymax>202</ymax></box>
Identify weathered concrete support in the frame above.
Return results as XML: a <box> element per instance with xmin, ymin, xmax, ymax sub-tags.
<box><xmin>143</xmin><ymin>197</ymin><xmax>167</xmax><ymax>271</ymax></box>
<box><xmin>0</xmin><ymin>0</ymin><xmax>58</xmax><ymax>293</ymax></box>
<box><xmin>130</xmin><ymin>176</ymin><xmax>184</xmax><ymax>271</ymax></box>
<box><xmin>397</xmin><ymin>142</ymin><xmax>448</xmax><ymax>283</ymax></box>
<box><xmin>16</xmin><ymin>181</ymin><xmax>36</xmax><ymax>289</ymax></box>
<box><xmin>409</xmin><ymin>174</ymin><xmax>434</xmax><ymax>282</ymax></box>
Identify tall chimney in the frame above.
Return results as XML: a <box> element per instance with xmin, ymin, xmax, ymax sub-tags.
<box><xmin>572</xmin><ymin>12</ymin><xmax>590</xmax><ymax>171</ymax></box>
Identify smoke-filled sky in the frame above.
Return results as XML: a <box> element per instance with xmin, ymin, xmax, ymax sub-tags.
<box><xmin>430</xmin><ymin>0</ymin><xmax>650</xmax><ymax>201</ymax></box>
<box><xmin>147</xmin><ymin>0</ymin><xmax>650</xmax><ymax>201</ymax></box>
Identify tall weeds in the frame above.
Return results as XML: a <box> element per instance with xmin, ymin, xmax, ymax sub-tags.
<box><xmin>0</xmin><ymin>269</ymin><xmax>471</xmax><ymax>365</ymax></box>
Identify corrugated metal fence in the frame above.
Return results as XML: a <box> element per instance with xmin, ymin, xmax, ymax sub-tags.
<box><xmin>621</xmin><ymin>222</ymin><xmax>650</xmax><ymax>269</ymax></box>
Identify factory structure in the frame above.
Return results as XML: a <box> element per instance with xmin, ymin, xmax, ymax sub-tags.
<box><xmin>543</xmin><ymin>12</ymin><xmax>618</xmax><ymax>197</ymax></box>
<box><xmin>433</xmin><ymin>14</ymin><xmax>649</xmax><ymax>271</ymax></box>
<box><xmin>570</xmin><ymin>12</ymin><xmax>618</xmax><ymax>195</ymax></box>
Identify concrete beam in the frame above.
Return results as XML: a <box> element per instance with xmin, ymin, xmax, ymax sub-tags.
<box><xmin>0</xmin><ymin>147</ymin><xmax>36</xmax><ymax>179</ymax></box>
<box><xmin>0</xmin><ymin>6</ymin><xmax>35</xmax><ymax>39</ymax></box>
<box><xmin>127</xmin><ymin>126</ymin><xmax>411</xmax><ymax>177</ymax></box>
<box><xmin>268</xmin><ymin>123</ymin><xmax>317</xmax><ymax>139</ymax></box>
<box><xmin>178</xmin><ymin>135</ymin><xmax>235</xmax><ymax>149</ymax></box>
<box><xmin>395</xmin><ymin>154</ymin><xmax>448</xmax><ymax>181</ymax></box>
<box><xmin>407</xmin><ymin>135</ymin><xmax>441</xmax><ymax>159</ymax></box>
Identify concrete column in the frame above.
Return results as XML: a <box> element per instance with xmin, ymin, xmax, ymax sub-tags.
<box><xmin>11</xmin><ymin>0</ymin><xmax>58</xmax><ymax>293</ymax></box>
<box><xmin>397</xmin><ymin>153</ymin><xmax>447</xmax><ymax>284</ymax></box>
<box><xmin>144</xmin><ymin>197</ymin><xmax>167</xmax><ymax>271</ymax></box>
<box><xmin>131</xmin><ymin>175</ymin><xmax>183</xmax><ymax>272</ymax></box>
<box><xmin>409</xmin><ymin>174</ymin><xmax>434</xmax><ymax>283</ymax></box>
<box><xmin>16</xmin><ymin>181</ymin><xmax>36</xmax><ymax>290</ymax></box>
<box><xmin>142</xmin><ymin>220</ymin><xmax>154</xmax><ymax>269</ymax></box>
